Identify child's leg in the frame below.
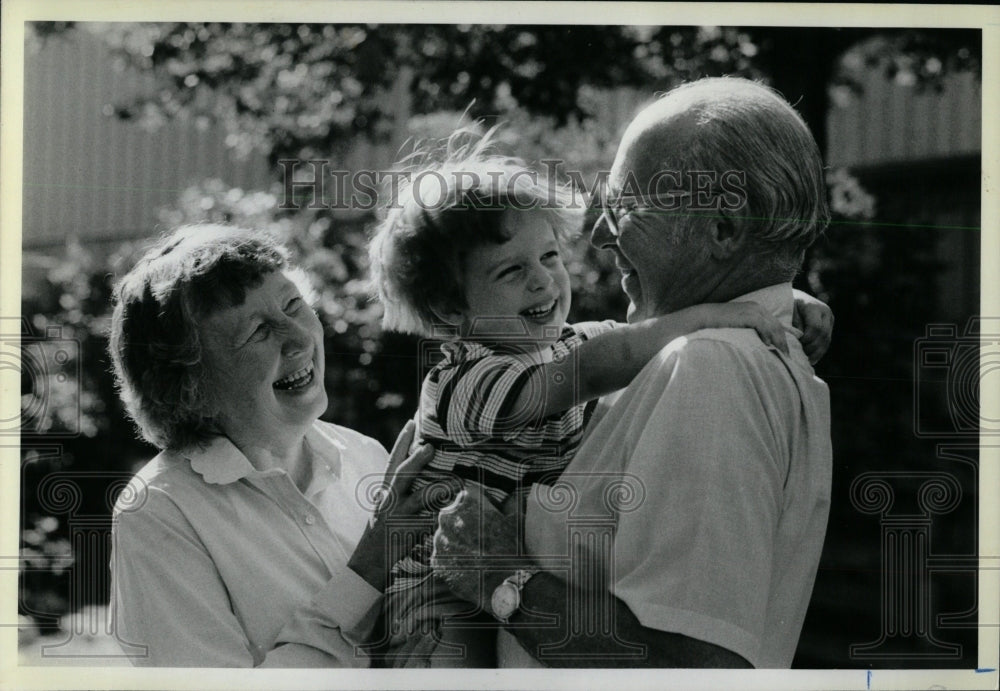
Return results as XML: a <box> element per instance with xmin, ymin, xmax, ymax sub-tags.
<box><xmin>388</xmin><ymin>573</ymin><xmax>497</xmax><ymax>668</ymax></box>
<box><xmin>390</xmin><ymin>612</ymin><xmax>497</xmax><ymax>668</ymax></box>
<box><xmin>431</xmin><ymin>612</ymin><xmax>497</xmax><ymax>667</ymax></box>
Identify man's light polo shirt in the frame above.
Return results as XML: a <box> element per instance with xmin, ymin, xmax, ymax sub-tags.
<box><xmin>498</xmin><ymin>283</ymin><xmax>832</xmax><ymax>668</ymax></box>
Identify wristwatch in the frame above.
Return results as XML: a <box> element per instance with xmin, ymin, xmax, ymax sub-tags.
<box><xmin>490</xmin><ymin>569</ymin><xmax>537</xmax><ymax>623</ymax></box>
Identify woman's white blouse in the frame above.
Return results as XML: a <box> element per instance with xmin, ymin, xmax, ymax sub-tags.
<box><xmin>109</xmin><ymin>421</ymin><xmax>388</xmax><ymax>667</ymax></box>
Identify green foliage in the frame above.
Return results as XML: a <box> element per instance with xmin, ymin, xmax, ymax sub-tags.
<box><xmin>19</xmin><ymin>515</ymin><xmax>73</xmax><ymax>626</ymax></box>
<box><xmin>636</xmin><ymin>26</ymin><xmax>769</xmax><ymax>83</ymax></box>
<box><xmin>28</xmin><ymin>21</ymin><xmax>975</xmax><ymax>167</ymax></box>
<box><xmin>21</xmin><ymin>240</ymin><xmax>112</xmax><ymax>439</ymax></box>
<box><xmin>836</xmin><ymin>31</ymin><xmax>981</xmax><ymax>92</ymax></box>
<box><xmin>96</xmin><ymin>23</ymin><xmax>654</xmax><ymax>163</ymax></box>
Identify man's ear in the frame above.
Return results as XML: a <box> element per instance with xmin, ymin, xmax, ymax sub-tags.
<box><xmin>707</xmin><ymin>211</ymin><xmax>748</xmax><ymax>260</ymax></box>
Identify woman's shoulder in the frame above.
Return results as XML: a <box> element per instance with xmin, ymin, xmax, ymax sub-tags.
<box><xmin>111</xmin><ymin>449</ymin><xmax>205</xmax><ymax>520</ymax></box>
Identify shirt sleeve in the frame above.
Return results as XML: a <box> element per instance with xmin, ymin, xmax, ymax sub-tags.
<box><xmin>442</xmin><ymin>354</ymin><xmax>541</xmax><ymax>444</ymax></box>
<box><xmin>267</xmin><ymin>563</ymin><xmax>382</xmax><ymax>667</ymax></box>
<box><xmin>608</xmin><ymin>338</ymin><xmax>788</xmax><ymax>666</ymax></box>
<box><xmin>110</xmin><ymin>487</ymin><xmax>378</xmax><ymax>667</ymax></box>
<box><xmin>441</xmin><ymin>323</ymin><xmax>621</xmax><ymax>447</ymax></box>
<box><xmin>567</xmin><ymin>319</ymin><xmax>620</xmax><ymax>340</ymax></box>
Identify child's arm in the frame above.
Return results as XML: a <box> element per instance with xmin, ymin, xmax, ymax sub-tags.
<box><xmin>504</xmin><ymin>302</ymin><xmax>787</xmax><ymax>427</ymax></box>
<box><xmin>792</xmin><ymin>289</ymin><xmax>834</xmax><ymax>365</ymax></box>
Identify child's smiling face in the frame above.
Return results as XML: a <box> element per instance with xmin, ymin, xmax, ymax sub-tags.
<box><xmin>458</xmin><ymin>210</ymin><xmax>572</xmax><ymax>346</ymax></box>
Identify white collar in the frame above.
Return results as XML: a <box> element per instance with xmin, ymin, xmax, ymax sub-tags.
<box><xmin>729</xmin><ymin>283</ymin><xmax>801</xmax><ymax>337</ymax></box>
<box><xmin>182</xmin><ymin>422</ymin><xmax>344</xmax><ymax>486</ymax></box>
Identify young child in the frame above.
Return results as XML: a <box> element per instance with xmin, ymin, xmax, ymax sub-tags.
<box><xmin>367</xmin><ymin>135</ymin><xmax>831</xmax><ymax>667</ymax></box>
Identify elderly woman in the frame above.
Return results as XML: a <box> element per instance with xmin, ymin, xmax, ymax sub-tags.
<box><xmin>108</xmin><ymin>224</ymin><xmax>433</xmax><ymax>667</ymax></box>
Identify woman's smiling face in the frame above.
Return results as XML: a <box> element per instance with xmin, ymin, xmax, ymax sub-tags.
<box><xmin>196</xmin><ymin>271</ymin><xmax>327</xmax><ymax>447</ymax></box>
<box><xmin>458</xmin><ymin>210</ymin><xmax>572</xmax><ymax>345</ymax></box>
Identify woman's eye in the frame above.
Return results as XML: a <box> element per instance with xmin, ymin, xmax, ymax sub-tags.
<box><xmin>541</xmin><ymin>250</ymin><xmax>560</xmax><ymax>263</ymax></box>
<box><xmin>284</xmin><ymin>297</ymin><xmax>303</xmax><ymax>313</ymax></box>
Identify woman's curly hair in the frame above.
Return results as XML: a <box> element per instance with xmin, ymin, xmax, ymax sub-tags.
<box><xmin>108</xmin><ymin>224</ymin><xmax>311</xmax><ymax>450</ymax></box>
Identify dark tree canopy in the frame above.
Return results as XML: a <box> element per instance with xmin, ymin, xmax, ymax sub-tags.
<box><xmin>30</xmin><ymin>22</ymin><xmax>978</xmax><ymax>162</ymax></box>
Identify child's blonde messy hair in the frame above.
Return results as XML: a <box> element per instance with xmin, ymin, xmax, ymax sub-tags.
<box><xmin>368</xmin><ymin>126</ymin><xmax>582</xmax><ymax>337</ymax></box>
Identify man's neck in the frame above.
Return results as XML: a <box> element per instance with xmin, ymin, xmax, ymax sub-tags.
<box><xmin>696</xmin><ymin>259</ymin><xmax>789</xmax><ymax>306</ymax></box>
<box><xmin>706</xmin><ymin>278</ymin><xmax>787</xmax><ymax>304</ymax></box>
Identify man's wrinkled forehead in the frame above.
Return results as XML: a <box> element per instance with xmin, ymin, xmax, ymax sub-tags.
<box><xmin>609</xmin><ymin>104</ymin><xmax>701</xmax><ymax>195</ymax></box>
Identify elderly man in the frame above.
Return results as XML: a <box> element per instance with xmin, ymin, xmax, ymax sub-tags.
<box><xmin>432</xmin><ymin>76</ymin><xmax>833</xmax><ymax>668</ymax></box>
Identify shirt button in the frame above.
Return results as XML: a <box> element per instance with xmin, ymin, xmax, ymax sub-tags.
<box><xmin>304</xmin><ymin>515</ymin><xmax>316</xmax><ymax>525</ymax></box>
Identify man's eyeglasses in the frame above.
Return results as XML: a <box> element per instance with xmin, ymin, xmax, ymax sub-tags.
<box><xmin>598</xmin><ymin>202</ymin><xmax>634</xmax><ymax>239</ymax></box>
<box><xmin>597</xmin><ymin>191</ymin><xmax>696</xmax><ymax>238</ymax></box>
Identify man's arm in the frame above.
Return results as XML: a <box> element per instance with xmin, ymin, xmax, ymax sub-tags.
<box><xmin>432</xmin><ymin>486</ymin><xmax>752</xmax><ymax>668</ymax></box>
<box><xmin>507</xmin><ymin>572</ymin><xmax>752</xmax><ymax>668</ymax></box>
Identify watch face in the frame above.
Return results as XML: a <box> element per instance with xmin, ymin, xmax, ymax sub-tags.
<box><xmin>491</xmin><ymin>582</ymin><xmax>519</xmax><ymax>619</ymax></box>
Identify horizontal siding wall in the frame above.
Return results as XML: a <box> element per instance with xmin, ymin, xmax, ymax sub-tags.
<box><xmin>827</xmin><ymin>69</ymin><xmax>981</xmax><ymax>168</ymax></box>
<box><xmin>22</xmin><ymin>28</ymin><xmax>272</xmax><ymax>250</ymax></box>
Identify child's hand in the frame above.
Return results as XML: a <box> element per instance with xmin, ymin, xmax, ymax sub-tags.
<box><xmin>681</xmin><ymin>302</ymin><xmax>789</xmax><ymax>355</ymax></box>
<box><xmin>792</xmin><ymin>290</ymin><xmax>834</xmax><ymax>365</ymax></box>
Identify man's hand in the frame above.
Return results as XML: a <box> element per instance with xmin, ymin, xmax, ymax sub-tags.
<box><xmin>431</xmin><ymin>485</ymin><xmax>530</xmax><ymax>617</ymax></box>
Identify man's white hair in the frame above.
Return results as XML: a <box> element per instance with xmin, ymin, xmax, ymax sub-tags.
<box><xmin>638</xmin><ymin>77</ymin><xmax>830</xmax><ymax>279</ymax></box>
